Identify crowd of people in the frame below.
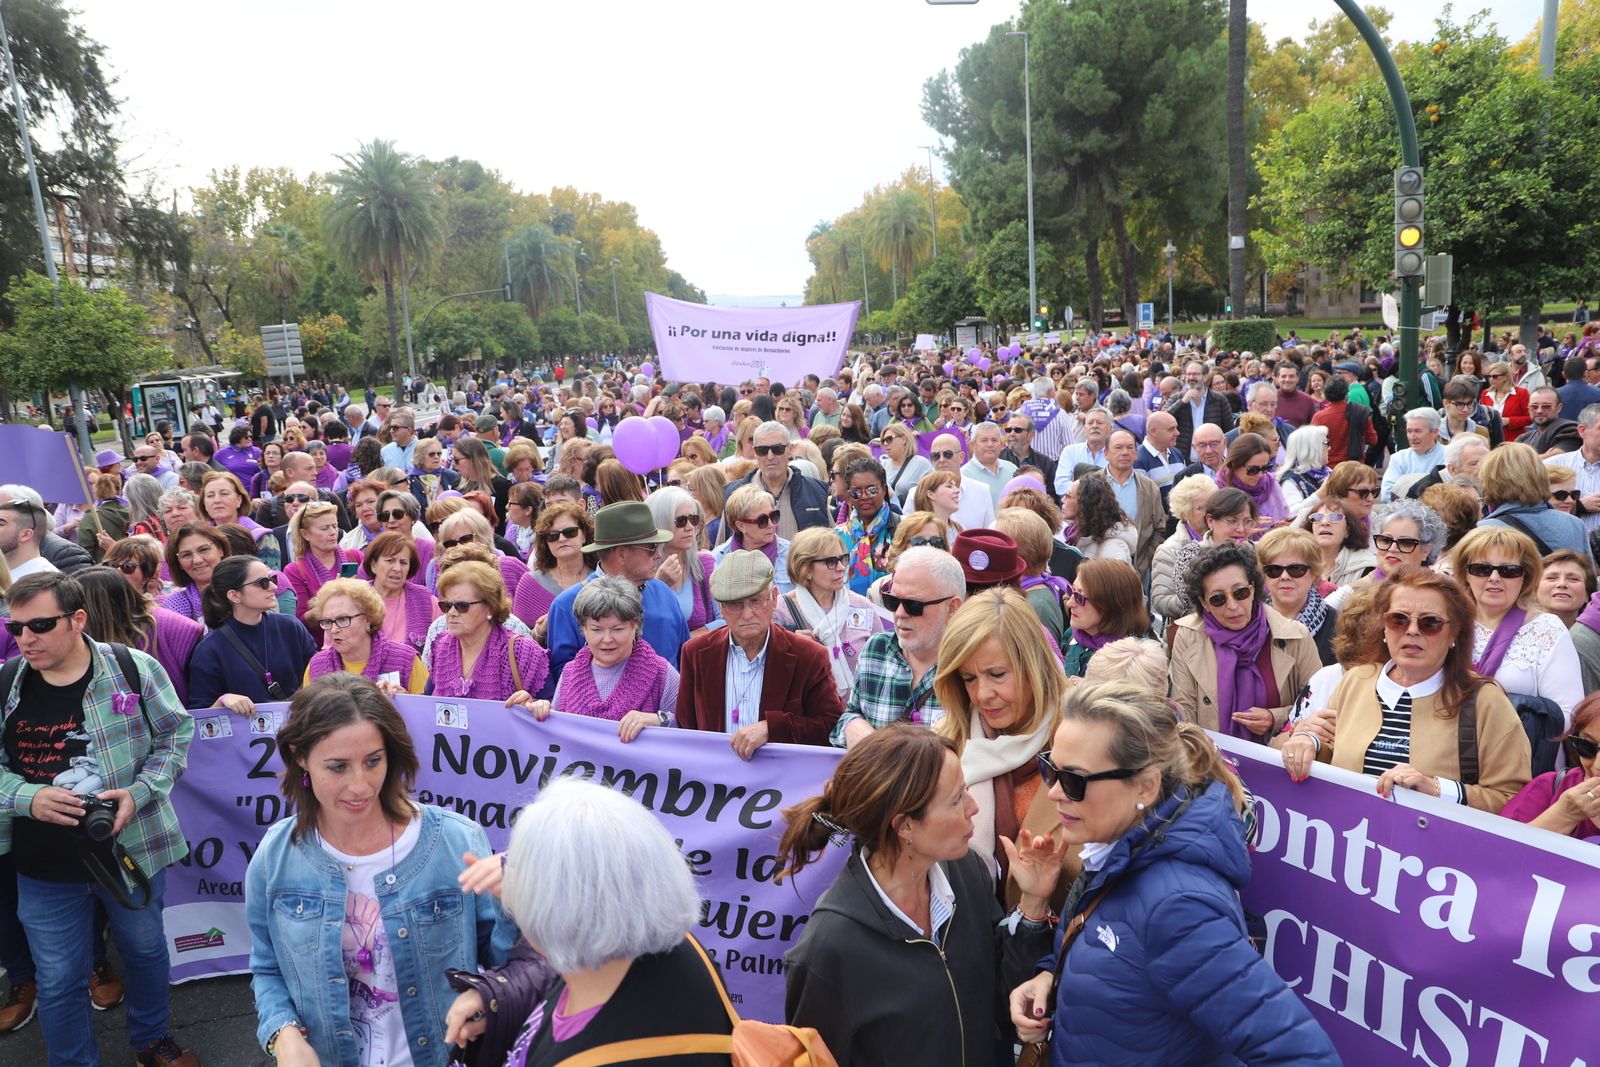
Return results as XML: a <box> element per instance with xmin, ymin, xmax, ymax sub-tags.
<box><xmin>2</xmin><ymin>323</ymin><xmax>1599</xmax><ymax>1065</ymax></box>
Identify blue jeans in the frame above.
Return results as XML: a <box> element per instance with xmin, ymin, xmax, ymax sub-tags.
<box><xmin>16</xmin><ymin>870</ymin><xmax>170</xmax><ymax>1066</ymax></box>
<box><xmin>1</xmin><ymin>853</ymin><xmax>113</xmax><ymax>988</ymax></box>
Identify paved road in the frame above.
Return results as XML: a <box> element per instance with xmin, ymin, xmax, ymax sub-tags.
<box><xmin>2</xmin><ymin>969</ymin><xmax>270</xmax><ymax>1065</ymax></box>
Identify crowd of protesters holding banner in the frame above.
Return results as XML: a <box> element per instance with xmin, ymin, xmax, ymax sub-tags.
<box><xmin>1</xmin><ymin>324</ymin><xmax>1599</xmax><ymax>1065</ymax></box>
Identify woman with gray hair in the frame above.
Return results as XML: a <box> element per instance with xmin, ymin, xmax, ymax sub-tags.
<box><xmin>1325</xmin><ymin>499</ymin><xmax>1448</xmax><ymax>611</ymax></box>
<box><xmin>1279</xmin><ymin>424</ymin><xmax>1331</xmax><ymax>514</ymax></box>
<box><xmin>123</xmin><ymin>472</ymin><xmax>167</xmax><ymax>541</ymax></box>
<box><xmin>446</xmin><ymin>779</ymin><xmax>734</xmax><ymax>1065</ymax></box>
<box><xmin>508</xmin><ymin>575</ymin><xmax>680</xmax><ymax>742</ymax></box>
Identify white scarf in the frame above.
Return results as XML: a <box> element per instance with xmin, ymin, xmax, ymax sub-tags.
<box><xmin>960</xmin><ymin>709</ymin><xmax>1057</xmax><ymax>877</ymax></box>
<box><xmin>791</xmin><ymin>586</ymin><xmax>854</xmax><ymax>696</ymax></box>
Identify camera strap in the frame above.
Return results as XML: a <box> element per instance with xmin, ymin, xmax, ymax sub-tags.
<box><xmin>81</xmin><ymin>836</ymin><xmax>155</xmax><ymax>910</ymax></box>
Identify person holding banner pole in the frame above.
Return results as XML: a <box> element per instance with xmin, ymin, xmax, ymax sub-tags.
<box><xmin>1009</xmin><ymin>682</ymin><xmax>1337</xmax><ymax>1065</ymax></box>
<box><xmin>780</xmin><ymin>724</ymin><xmax>1063</xmax><ymax>1067</ymax></box>
<box><xmin>247</xmin><ymin>673</ymin><xmax>516</xmax><ymax>1067</ymax></box>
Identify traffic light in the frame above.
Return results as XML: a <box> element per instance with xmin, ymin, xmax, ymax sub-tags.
<box><xmin>1035</xmin><ymin>304</ymin><xmax>1049</xmax><ymax>331</ymax></box>
<box><xmin>1394</xmin><ymin>166</ymin><xmax>1425</xmax><ymax>277</ymax></box>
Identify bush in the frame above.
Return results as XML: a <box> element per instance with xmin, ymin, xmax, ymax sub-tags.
<box><xmin>1210</xmin><ymin>318</ymin><xmax>1276</xmax><ymax>355</ymax></box>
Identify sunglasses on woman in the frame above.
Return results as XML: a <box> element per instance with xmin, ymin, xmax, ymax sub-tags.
<box><xmin>1243</xmin><ymin>463</ymin><xmax>1275</xmax><ymax>477</ymax></box>
<box><xmin>378</xmin><ymin>509</ymin><xmax>409</xmax><ymax>523</ymax></box>
<box><xmin>908</xmin><ymin>536</ymin><xmax>946</xmax><ymax>550</ymax></box>
<box><xmin>1464</xmin><ymin>562</ymin><xmax>1527</xmax><ymax>579</ymax></box>
<box><xmin>543</xmin><ymin>526</ymin><xmax>583</xmax><ymax>542</ymax></box>
<box><xmin>1372</xmin><ymin>534</ymin><xmax>1422</xmax><ymax>553</ymax></box>
<box><xmin>1203</xmin><ymin>586</ymin><xmax>1253</xmax><ymax>608</ymax></box>
<box><xmin>245</xmin><ymin>575</ymin><xmax>279</xmax><ymax>592</ymax></box>
<box><xmin>1308</xmin><ymin>512</ymin><xmax>1345</xmax><ymax>525</ymax></box>
<box><xmin>1345</xmin><ymin>487</ymin><xmax>1378</xmax><ymax>500</ymax></box>
<box><xmin>3</xmin><ymin>612</ymin><xmax>72</xmax><ymax>637</ymax></box>
<box><xmin>1384</xmin><ymin>611</ymin><xmax>1449</xmax><ymax>636</ymax></box>
<box><xmin>1035</xmin><ymin>753</ymin><xmax>1145</xmax><ymax>802</ymax></box>
<box><xmin>847</xmin><ymin>486</ymin><xmax>882</xmax><ymax>501</ymax></box>
<box><xmin>1565</xmin><ymin>734</ymin><xmax>1599</xmax><ymax>761</ymax></box>
<box><xmin>440</xmin><ymin>533</ymin><xmax>477</xmax><ymax>550</ymax></box>
<box><xmin>1262</xmin><ymin>563</ymin><xmax>1311</xmax><ymax>579</ymax></box>
<box><xmin>111</xmin><ymin>560</ymin><xmax>144</xmax><ymax>575</ymax></box>
<box><xmin>282</xmin><ymin>493</ymin><xmax>313</xmax><ymax>504</ymax></box>
<box><xmin>815</xmin><ymin>553</ymin><xmax>849</xmax><ymax>569</ymax></box>
<box><xmin>742</xmin><ymin>510</ymin><xmax>782</xmax><ymax>529</ymax></box>
<box><xmin>673</xmin><ymin>514</ymin><xmax>701</xmax><ymax>529</ymax></box>
<box><xmin>881</xmin><ymin>590</ymin><xmax>955</xmax><ymax>617</ymax></box>
<box><xmin>1551</xmin><ymin>490</ymin><xmax>1578</xmax><ymax>502</ymax></box>
<box><xmin>437</xmin><ymin>599</ymin><xmax>485</xmax><ymax>614</ymax></box>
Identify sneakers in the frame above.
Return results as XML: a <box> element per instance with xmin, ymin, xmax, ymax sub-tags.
<box><xmin>0</xmin><ymin>981</ymin><xmax>36</xmax><ymax>1033</ymax></box>
<box><xmin>90</xmin><ymin>961</ymin><xmax>125</xmax><ymax>1011</ymax></box>
<box><xmin>135</xmin><ymin>1035</ymin><xmax>201</xmax><ymax>1067</ymax></box>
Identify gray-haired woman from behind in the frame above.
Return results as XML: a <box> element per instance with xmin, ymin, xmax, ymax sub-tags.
<box><xmin>445</xmin><ymin>779</ymin><xmax>734</xmax><ymax>1067</ymax></box>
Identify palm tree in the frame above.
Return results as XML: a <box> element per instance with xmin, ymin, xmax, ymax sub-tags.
<box><xmin>867</xmin><ymin>187</ymin><xmax>931</xmax><ymax>304</ymax></box>
<box><xmin>507</xmin><ymin>223</ymin><xmax>575</xmax><ymax>321</ymax></box>
<box><xmin>258</xmin><ymin>221</ymin><xmax>307</xmax><ymax>323</ymax></box>
<box><xmin>324</xmin><ymin>140</ymin><xmax>442</xmax><ymax>385</ymax></box>
<box><xmin>1226</xmin><ymin>0</ymin><xmax>1247</xmax><ymax>319</ymax></box>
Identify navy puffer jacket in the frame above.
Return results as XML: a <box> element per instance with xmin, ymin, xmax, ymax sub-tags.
<box><xmin>1046</xmin><ymin>780</ymin><xmax>1339</xmax><ymax>1066</ymax></box>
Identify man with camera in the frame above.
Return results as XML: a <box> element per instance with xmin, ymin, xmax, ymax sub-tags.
<box><xmin>0</xmin><ymin>572</ymin><xmax>201</xmax><ymax>1067</ymax></box>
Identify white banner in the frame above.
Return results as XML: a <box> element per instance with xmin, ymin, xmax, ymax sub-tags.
<box><xmin>645</xmin><ymin>293</ymin><xmax>859</xmax><ymax>385</ymax></box>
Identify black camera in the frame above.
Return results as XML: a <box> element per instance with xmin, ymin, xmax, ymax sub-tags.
<box><xmin>75</xmin><ymin>796</ymin><xmax>119</xmax><ymax>842</ymax></box>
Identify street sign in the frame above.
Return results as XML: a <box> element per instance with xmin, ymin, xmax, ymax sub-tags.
<box><xmin>1137</xmin><ymin>303</ymin><xmax>1155</xmax><ymax>330</ymax></box>
<box><xmin>260</xmin><ymin>322</ymin><xmax>304</xmax><ymax>380</ymax></box>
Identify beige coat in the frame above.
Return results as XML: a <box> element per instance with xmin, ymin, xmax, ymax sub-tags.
<box><xmin>1322</xmin><ymin>664</ymin><xmax>1531</xmax><ymax>812</ymax></box>
<box><xmin>1168</xmin><ymin>606</ymin><xmax>1321</xmax><ymax>734</ymax></box>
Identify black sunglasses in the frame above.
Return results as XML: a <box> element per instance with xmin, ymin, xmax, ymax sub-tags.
<box><xmin>1036</xmin><ymin>753</ymin><xmax>1146</xmax><ymax>803</ymax></box>
<box><xmin>930</xmin><ymin>449</ymin><xmax>961</xmax><ymax>461</ymax></box>
<box><xmin>1243</xmin><ymin>463</ymin><xmax>1275</xmax><ymax>477</ymax></box>
<box><xmin>1373</xmin><ymin>534</ymin><xmax>1422</xmax><ymax>553</ymax></box>
<box><xmin>742</xmin><ymin>510</ymin><xmax>782</xmax><ymax>529</ymax></box>
<box><xmin>1346</xmin><ymin>487</ymin><xmax>1378</xmax><ymax>499</ymax></box>
<box><xmin>378</xmin><ymin>509</ymin><xmax>410</xmax><ymax>523</ymax></box>
<box><xmin>440</xmin><ymin>533</ymin><xmax>477</xmax><ymax>550</ymax></box>
<box><xmin>753</xmin><ymin>444</ymin><xmax>788</xmax><ymax>457</ymax></box>
<box><xmin>1565</xmin><ymin>734</ymin><xmax>1599</xmax><ymax>761</ymax></box>
<box><xmin>1464</xmin><ymin>562</ymin><xmax>1527</xmax><ymax>579</ymax></box>
<box><xmin>1005</xmin><ymin>427</ymin><xmax>1030</xmax><ymax>435</ymax></box>
<box><xmin>1203</xmin><ymin>586</ymin><xmax>1253</xmax><ymax>608</ymax></box>
<box><xmin>438</xmin><ymin>599</ymin><xmax>485</xmax><ymax>614</ymax></box>
<box><xmin>1552</xmin><ymin>490</ymin><xmax>1579</xmax><ymax>502</ymax></box>
<box><xmin>673</xmin><ymin>514</ymin><xmax>701</xmax><ymax>529</ymax></box>
<box><xmin>543</xmin><ymin>526</ymin><xmax>583</xmax><ymax>542</ymax></box>
<box><xmin>244</xmin><ymin>575</ymin><xmax>279</xmax><ymax>592</ymax></box>
<box><xmin>3</xmin><ymin>613</ymin><xmax>72</xmax><ymax>637</ymax></box>
<box><xmin>111</xmin><ymin>560</ymin><xmax>144</xmax><ymax>575</ymax></box>
<box><xmin>282</xmin><ymin>493</ymin><xmax>313</xmax><ymax>504</ymax></box>
<box><xmin>881</xmin><ymin>590</ymin><xmax>954</xmax><ymax>617</ymax></box>
<box><xmin>1262</xmin><ymin>563</ymin><xmax>1311</xmax><ymax>579</ymax></box>
<box><xmin>908</xmin><ymin>536</ymin><xmax>947</xmax><ymax>550</ymax></box>
<box><xmin>814</xmin><ymin>553</ymin><xmax>849</xmax><ymax>569</ymax></box>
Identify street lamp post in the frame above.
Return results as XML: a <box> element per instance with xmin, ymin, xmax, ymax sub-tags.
<box><xmin>859</xmin><ymin>230</ymin><xmax>870</xmax><ymax>316</ymax></box>
<box><xmin>919</xmin><ymin>144</ymin><xmax>939</xmax><ymax>259</ymax></box>
<box><xmin>572</xmin><ymin>239</ymin><xmax>583</xmax><ymax>318</ymax></box>
<box><xmin>1005</xmin><ymin>29</ymin><xmax>1037</xmax><ymax>337</ymax></box>
<box><xmin>1163</xmin><ymin>240</ymin><xmax>1177</xmax><ymax>335</ymax></box>
<box><xmin>610</xmin><ymin>258</ymin><xmax>622</xmax><ymax>323</ymax></box>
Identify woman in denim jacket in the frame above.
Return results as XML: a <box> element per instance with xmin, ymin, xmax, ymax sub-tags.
<box><xmin>245</xmin><ymin>673</ymin><xmax>516</xmax><ymax>1066</ymax></box>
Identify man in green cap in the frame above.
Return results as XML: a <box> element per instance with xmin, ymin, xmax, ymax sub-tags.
<box><xmin>546</xmin><ymin>501</ymin><xmax>689</xmax><ymax>686</ymax></box>
<box><xmin>676</xmin><ymin>549</ymin><xmax>842</xmax><ymax>758</ymax></box>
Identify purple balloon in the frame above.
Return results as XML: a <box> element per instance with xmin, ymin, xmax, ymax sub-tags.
<box><xmin>648</xmin><ymin>415</ymin><xmax>681</xmax><ymax>468</ymax></box>
<box><xmin>612</xmin><ymin>419</ymin><xmax>659</xmax><ymax>475</ymax></box>
<box><xmin>586</xmin><ymin>417</ymin><xmax>598</xmax><ymax>430</ymax></box>
<box><xmin>640</xmin><ymin>362</ymin><xmax>655</xmax><ymax>378</ymax></box>
<box><xmin>975</xmin><ymin>356</ymin><xmax>992</xmax><ymax>372</ymax></box>
<box><xmin>1003</xmin><ymin>474</ymin><xmax>1047</xmax><ymax>498</ymax></box>
<box><xmin>966</xmin><ymin>346</ymin><xmax>982</xmax><ymax>360</ymax></box>
<box><xmin>943</xmin><ymin>361</ymin><xmax>955</xmax><ymax>376</ymax></box>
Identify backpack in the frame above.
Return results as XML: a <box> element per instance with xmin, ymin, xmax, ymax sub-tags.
<box><xmin>553</xmin><ymin>935</ymin><xmax>837</xmax><ymax>1067</ymax></box>
<box><xmin>0</xmin><ymin>642</ymin><xmax>151</xmax><ymax>733</ymax></box>
<box><xmin>1457</xmin><ymin>685</ymin><xmax>1566</xmax><ymax>784</ymax></box>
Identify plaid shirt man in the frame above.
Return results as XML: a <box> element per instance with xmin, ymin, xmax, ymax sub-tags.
<box><xmin>832</xmin><ymin>630</ymin><xmax>942</xmax><ymax>747</ymax></box>
<box><xmin>0</xmin><ymin>639</ymin><xmax>194</xmax><ymax>877</ymax></box>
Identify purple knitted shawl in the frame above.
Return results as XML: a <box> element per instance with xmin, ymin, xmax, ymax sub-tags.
<box><xmin>390</xmin><ymin>582</ymin><xmax>435</xmax><ymax>651</ymax></box>
<box><xmin>431</xmin><ymin>625</ymin><xmax>549</xmax><ymax>700</ymax></box>
<box><xmin>308</xmin><ymin>633</ymin><xmax>418</xmax><ymax>687</ymax></box>
<box><xmin>147</xmin><ymin>606</ymin><xmax>204</xmax><ymax>707</ymax></box>
<box><xmin>558</xmin><ymin>639</ymin><xmax>669</xmax><ymax>720</ymax></box>
<box><xmin>161</xmin><ymin>585</ymin><xmax>205</xmax><ymax>623</ymax></box>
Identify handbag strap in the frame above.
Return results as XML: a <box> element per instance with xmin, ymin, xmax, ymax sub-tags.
<box><xmin>1050</xmin><ymin>880</ymin><xmax>1117</xmax><ymax>977</ymax></box>
<box><xmin>507</xmin><ymin>635</ymin><xmax>523</xmax><ymax>694</ymax></box>
<box><xmin>219</xmin><ymin>623</ymin><xmax>271</xmax><ymax>681</ymax></box>
<box><xmin>684</xmin><ymin>933</ymin><xmax>742</xmax><ymax>1027</ymax></box>
<box><xmin>1457</xmin><ymin>684</ymin><xmax>1480</xmax><ymax>787</ymax></box>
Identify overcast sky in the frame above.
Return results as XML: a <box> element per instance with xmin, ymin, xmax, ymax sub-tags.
<box><xmin>62</xmin><ymin>0</ymin><xmax>1543</xmax><ymax>300</ymax></box>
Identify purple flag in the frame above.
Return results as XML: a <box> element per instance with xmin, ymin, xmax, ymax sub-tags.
<box><xmin>645</xmin><ymin>292</ymin><xmax>858</xmax><ymax>387</ymax></box>
<box><xmin>162</xmin><ymin>697</ymin><xmax>847</xmax><ymax>1022</ymax></box>
<box><xmin>1213</xmin><ymin>733</ymin><xmax>1598</xmax><ymax>1065</ymax></box>
<box><xmin>0</xmin><ymin>424</ymin><xmax>90</xmax><ymax>504</ymax></box>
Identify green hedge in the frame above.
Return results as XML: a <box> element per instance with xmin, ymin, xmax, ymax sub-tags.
<box><xmin>1210</xmin><ymin>318</ymin><xmax>1277</xmax><ymax>355</ymax></box>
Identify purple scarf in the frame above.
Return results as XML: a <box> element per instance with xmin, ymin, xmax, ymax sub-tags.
<box><xmin>1021</xmin><ymin>573</ymin><xmax>1073</xmax><ymax>600</ymax></box>
<box><xmin>1474</xmin><ymin>606</ymin><xmax>1528</xmax><ymax>677</ymax></box>
<box><xmin>559</xmin><ymin>639</ymin><xmax>669</xmax><ymax>720</ymax></box>
<box><xmin>1219</xmin><ymin>470</ymin><xmax>1290</xmax><ymax>521</ymax></box>
<box><xmin>1070</xmin><ymin>627</ymin><xmax>1116</xmax><ymax>652</ymax></box>
<box><xmin>1576</xmin><ymin>588</ymin><xmax>1600</xmax><ymax>636</ymax></box>
<box><xmin>1059</xmin><ymin>521</ymin><xmax>1078</xmax><ymax>545</ymax></box>
<box><xmin>729</xmin><ymin>530</ymin><xmax>780</xmax><ymax>564</ymax></box>
<box><xmin>1202</xmin><ymin>604</ymin><xmax>1272</xmax><ymax>737</ymax></box>
<box><xmin>308</xmin><ymin>634</ymin><xmax>417</xmax><ymax>686</ymax></box>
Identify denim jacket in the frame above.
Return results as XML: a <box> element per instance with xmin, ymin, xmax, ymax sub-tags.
<box><xmin>246</xmin><ymin>803</ymin><xmax>517</xmax><ymax>1066</ymax></box>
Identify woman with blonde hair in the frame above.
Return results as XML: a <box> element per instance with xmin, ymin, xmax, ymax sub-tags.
<box><xmin>912</xmin><ymin>469</ymin><xmax>963</xmax><ymax>529</ymax></box>
<box><xmin>200</xmin><ymin>469</ymin><xmax>279</xmax><ymax>568</ymax></box>
<box><xmin>504</xmin><ymin>439</ymin><xmax>545</xmax><ymax>484</ymax></box>
<box><xmin>1480</xmin><ymin>360</ymin><xmax>1531</xmax><ymax>437</ymax></box>
<box><xmin>935</xmin><ymin>588</ymin><xmax>1072</xmax><ymax>907</ymax></box>
<box><xmin>1079</xmin><ymin>636</ymin><xmax>1167</xmax><ymax>694</ymax></box>
<box><xmin>1151</xmin><ymin>476</ymin><xmax>1216</xmax><ymax>625</ymax></box>
<box><xmin>774</xmin><ymin>525</ymin><xmax>890</xmax><ymax>698</ymax></box>
<box><xmin>722</xmin><ymin>414</ymin><xmax>761</xmax><ymax>462</ymax></box>
<box><xmin>880</xmin><ymin>422</ymin><xmax>932</xmax><ymax>505</ymax></box>
<box><xmin>430</xmin><ymin>560</ymin><xmax>548</xmax><ymax>701</ymax></box>
<box><xmin>994</xmin><ymin>507</ymin><xmax>1072</xmax><ymax>649</ymax></box>
<box><xmin>304</xmin><ymin>577</ymin><xmax>429</xmax><ymax>695</ymax></box>
<box><xmin>1478</xmin><ymin>441</ymin><xmax>1590</xmax><ymax>556</ymax></box>
<box><xmin>683</xmin><ymin>464</ymin><xmax>727</xmax><ymax>545</ymax></box>
<box><xmin>680</xmin><ymin>435</ymin><xmax>717</xmax><ymax>467</ymax></box>
<box><xmin>1451</xmin><ymin>525</ymin><xmax>1582</xmax><ymax>761</ymax></box>
<box><xmin>775</xmin><ymin>394</ymin><xmax>808</xmax><ymax>441</ymax></box>
<box><xmin>282</xmin><ymin>500</ymin><xmax>362</xmax><ymax>636</ymax></box>
<box><xmin>427</xmin><ymin>507</ymin><xmax>528</xmax><ymax>597</ymax></box>
<box><xmin>711</xmin><ymin>484</ymin><xmax>793</xmax><ymax>593</ymax></box>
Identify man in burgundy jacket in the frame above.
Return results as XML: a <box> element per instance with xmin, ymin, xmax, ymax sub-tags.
<box><xmin>675</xmin><ymin>550</ymin><xmax>842</xmax><ymax>757</ymax></box>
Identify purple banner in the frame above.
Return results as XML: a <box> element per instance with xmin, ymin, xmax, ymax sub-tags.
<box><xmin>162</xmin><ymin>698</ymin><xmax>846</xmax><ymax>1022</ymax></box>
<box><xmin>0</xmin><ymin>424</ymin><xmax>91</xmax><ymax>504</ymax></box>
<box><xmin>1211</xmin><ymin>733</ymin><xmax>1599</xmax><ymax>1065</ymax></box>
<box><xmin>645</xmin><ymin>292</ymin><xmax>858</xmax><ymax>387</ymax></box>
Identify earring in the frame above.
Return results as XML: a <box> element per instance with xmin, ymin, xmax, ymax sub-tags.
<box><xmin>1136</xmin><ymin>802</ymin><xmax>1146</xmax><ymax>811</ymax></box>
<box><xmin>301</xmin><ymin>773</ymin><xmax>310</xmax><ymax>788</ymax></box>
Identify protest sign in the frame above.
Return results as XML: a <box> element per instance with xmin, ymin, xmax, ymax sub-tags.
<box><xmin>0</xmin><ymin>424</ymin><xmax>92</xmax><ymax>504</ymax></box>
<box><xmin>163</xmin><ymin>698</ymin><xmax>846</xmax><ymax>1022</ymax></box>
<box><xmin>913</xmin><ymin>333</ymin><xmax>938</xmax><ymax>351</ymax></box>
<box><xmin>645</xmin><ymin>292</ymin><xmax>858</xmax><ymax>386</ymax></box>
<box><xmin>1213</xmin><ymin>733</ymin><xmax>1600</xmax><ymax>1066</ymax></box>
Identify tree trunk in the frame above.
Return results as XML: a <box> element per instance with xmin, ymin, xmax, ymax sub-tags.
<box><xmin>1519</xmin><ymin>302</ymin><xmax>1541</xmax><ymax>349</ymax></box>
<box><xmin>1445</xmin><ymin>304</ymin><xmax>1463</xmax><ymax>355</ymax></box>
<box><xmin>382</xmin><ymin>269</ymin><xmax>404</xmax><ymax>387</ymax></box>
<box><xmin>1107</xmin><ymin>202</ymin><xmax>1140</xmax><ymax>326</ymax></box>
<box><xmin>1226</xmin><ymin>0</ymin><xmax>1248</xmax><ymax>320</ymax></box>
<box><xmin>1085</xmin><ymin>238</ymin><xmax>1105</xmax><ymax>333</ymax></box>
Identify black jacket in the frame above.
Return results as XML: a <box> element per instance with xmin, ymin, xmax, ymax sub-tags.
<box><xmin>785</xmin><ymin>850</ymin><xmax>1050</xmax><ymax>1067</ymax></box>
<box><xmin>1000</xmin><ymin>446</ymin><xmax>1059</xmax><ymax>500</ymax></box>
<box><xmin>716</xmin><ymin>466</ymin><xmax>830</xmax><ymax>544</ymax></box>
<box><xmin>41</xmin><ymin>531</ymin><xmax>93</xmax><ymax>574</ymax></box>
<box><xmin>1172</xmin><ymin>391</ymin><xmax>1235</xmax><ymax>456</ymax></box>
